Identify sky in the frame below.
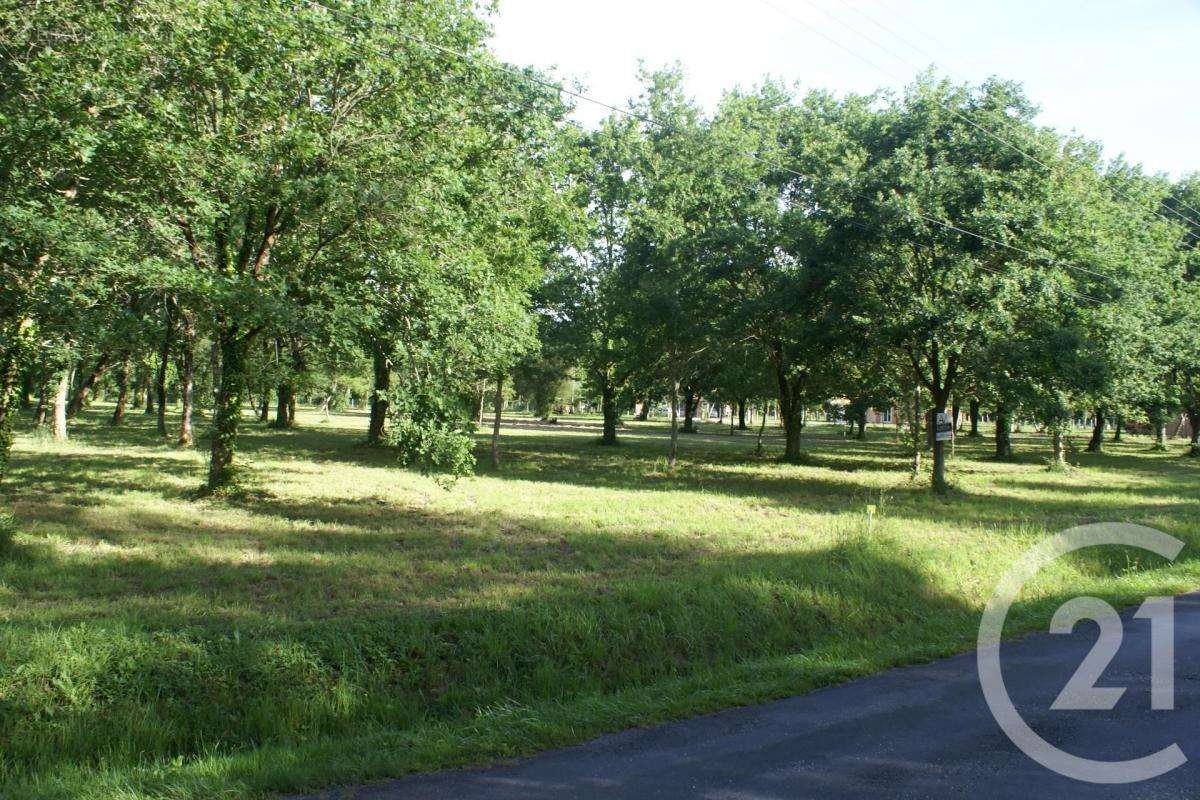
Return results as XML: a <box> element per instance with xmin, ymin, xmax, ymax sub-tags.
<box><xmin>489</xmin><ymin>0</ymin><xmax>1199</xmax><ymax>178</ymax></box>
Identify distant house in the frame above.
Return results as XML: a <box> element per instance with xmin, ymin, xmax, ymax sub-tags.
<box><xmin>1168</xmin><ymin>414</ymin><xmax>1194</xmax><ymax>440</ymax></box>
<box><xmin>866</xmin><ymin>407</ymin><xmax>893</xmax><ymax>424</ymax></box>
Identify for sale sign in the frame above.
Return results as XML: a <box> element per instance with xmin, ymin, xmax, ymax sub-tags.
<box><xmin>935</xmin><ymin>412</ymin><xmax>953</xmax><ymax>442</ymax></box>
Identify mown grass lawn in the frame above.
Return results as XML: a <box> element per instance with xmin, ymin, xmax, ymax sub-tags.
<box><xmin>1</xmin><ymin>407</ymin><xmax>1197</xmax><ymax>799</ymax></box>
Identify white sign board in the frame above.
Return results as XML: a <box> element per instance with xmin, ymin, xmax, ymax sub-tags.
<box><xmin>934</xmin><ymin>412</ymin><xmax>954</xmax><ymax>442</ymax></box>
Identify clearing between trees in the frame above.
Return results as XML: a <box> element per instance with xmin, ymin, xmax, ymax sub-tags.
<box><xmin>1</xmin><ymin>407</ymin><xmax>1197</xmax><ymax>799</ymax></box>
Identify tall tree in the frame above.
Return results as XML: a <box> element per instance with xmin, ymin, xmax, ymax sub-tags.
<box><xmin>618</xmin><ymin>69</ymin><xmax>717</xmax><ymax>469</ymax></box>
<box><xmin>0</xmin><ymin>1</ymin><xmax>135</xmax><ymax>474</ymax></box>
<box><xmin>110</xmin><ymin>0</ymin><xmax>502</xmax><ymax>490</ymax></box>
<box><xmin>845</xmin><ymin>77</ymin><xmax>1062</xmax><ymax>491</ymax></box>
<box><xmin>537</xmin><ymin>117</ymin><xmax>638</xmax><ymax>445</ymax></box>
<box><xmin>713</xmin><ymin>86</ymin><xmax>866</xmax><ymax>461</ymax></box>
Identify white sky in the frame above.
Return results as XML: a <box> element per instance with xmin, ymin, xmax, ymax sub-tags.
<box><xmin>489</xmin><ymin>0</ymin><xmax>1199</xmax><ymax>178</ymax></box>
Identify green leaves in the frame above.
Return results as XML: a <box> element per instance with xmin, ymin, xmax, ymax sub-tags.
<box><xmin>384</xmin><ymin>385</ymin><xmax>476</xmax><ymax>487</ymax></box>
<box><xmin>4</xmin><ymin>2</ymin><xmax>1196</xmax><ymax>488</ymax></box>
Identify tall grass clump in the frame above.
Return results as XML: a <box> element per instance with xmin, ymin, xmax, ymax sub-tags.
<box><xmin>0</xmin><ymin>510</ymin><xmax>15</xmax><ymax>558</ymax></box>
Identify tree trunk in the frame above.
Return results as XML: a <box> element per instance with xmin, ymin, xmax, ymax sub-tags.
<box><xmin>110</xmin><ymin>355</ymin><xmax>131</xmax><ymax>425</ymax></box>
<box><xmin>737</xmin><ymin>399</ymin><xmax>748</xmax><ymax>430</ymax></box>
<box><xmin>273</xmin><ymin>336</ymin><xmax>301</xmax><ymax>430</ymax></box>
<box><xmin>155</xmin><ymin>298</ymin><xmax>175</xmax><ymax>436</ymax></box>
<box><xmin>258</xmin><ymin>394</ymin><xmax>270</xmax><ymax>422</ymax></box>
<box><xmin>367</xmin><ymin>348</ymin><xmax>389</xmax><ymax>445</ymax></box>
<box><xmin>210</xmin><ymin>339</ymin><xmax>222</xmax><ymax>412</ymax></box>
<box><xmin>490</xmin><ymin>372</ymin><xmax>504</xmax><ymax>469</ymax></box>
<box><xmin>0</xmin><ymin>342</ymin><xmax>20</xmax><ymax>485</ymax></box>
<box><xmin>854</xmin><ymin>407</ymin><xmax>867</xmax><ymax>440</ymax></box>
<box><xmin>207</xmin><ymin>331</ymin><xmax>249</xmax><ymax>491</ymax></box>
<box><xmin>637</xmin><ymin>399</ymin><xmax>651</xmax><ymax>422</ymax></box>
<box><xmin>930</xmin><ymin>400</ymin><xmax>950</xmax><ymax>494</ymax></box>
<box><xmin>142</xmin><ymin>369</ymin><xmax>155</xmax><ymax>415</ymax></box>
<box><xmin>34</xmin><ymin>385</ymin><xmax>48</xmax><ymax>426</ymax></box>
<box><xmin>599</xmin><ymin>378</ymin><xmax>619</xmax><ymax>445</ymax></box>
<box><xmin>995</xmin><ymin>403</ymin><xmax>1013</xmax><ymax>460</ymax></box>
<box><xmin>176</xmin><ymin>335</ymin><xmax>195</xmax><ymax>447</ymax></box>
<box><xmin>968</xmin><ymin>399</ymin><xmax>981</xmax><ymax>437</ymax></box>
<box><xmin>1112</xmin><ymin>414</ymin><xmax>1123</xmax><ymax>442</ymax></box>
<box><xmin>155</xmin><ymin>349</ymin><xmax>170</xmax><ymax>437</ymax></box>
<box><xmin>774</xmin><ymin>359</ymin><xmax>806</xmax><ymax>463</ymax></box>
<box><xmin>51</xmin><ymin>369</ymin><xmax>70</xmax><ymax>441</ymax></box>
<box><xmin>755</xmin><ymin>400</ymin><xmax>768</xmax><ymax>456</ymax></box>
<box><xmin>681</xmin><ymin>391</ymin><xmax>698</xmax><ymax>433</ymax></box>
<box><xmin>1187</xmin><ymin>408</ymin><xmax>1199</xmax><ymax>458</ymax></box>
<box><xmin>1086</xmin><ymin>408</ymin><xmax>1105</xmax><ymax>453</ymax></box>
<box><xmin>273</xmin><ymin>383</ymin><xmax>294</xmax><ymax>428</ymax></box>
<box><xmin>1051</xmin><ymin>428</ymin><xmax>1068</xmax><ymax>469</ymax></box>
<box><xmin>951</xmin><ymin>403</ymin><xmax>961</xmax><ymax>432</ymax></box>
<box><xmin>782</xmin><ymin>403</ymin><xmax>804</xmax><ymax>461</ymax></box>
<box><xmin>910</xmin><ymin>385</ymin><xmax>922</xmax><ymax>477</ymax></box>
<box><xmin>668</xmin><ymin>379</ymin><xmax>680</xmax><ymax>469</ymax></box>
<box><xmin>1150</xmin><ymin>406</ymin><xmax>1167</xmax><ymax>451</ymax></box>
<box><xmin>69</xmin><ymin>359</ymin><xmax>83</xmax><ymax>398</ymax></box>
<box><xmin>66</xmin><ymin>354</ymin><xmax>111</xmax><ymax>419</ymax></box>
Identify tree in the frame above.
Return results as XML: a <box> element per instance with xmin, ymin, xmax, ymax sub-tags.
<box><xmin>1163</xmin><ymin>175</ymin><xmax>1200</xmax><ymax>456</ymax></box>
<box><xmin>844</xmin><ymin>76</ymin><xmax>1063</xmax><ymax>491</ymax></box>
<box><xmin>838</xmin><ymin>349</ymin><xmax>903</xmax><ymax>441</ymax></box>
<box><xmin>106</xmin><ymin>0</ymin><xmax>505</xmax><ymax>491</ymax></box>
<box><xmin>725</xmin><ymin>87</ymin><xmax>866</xmax><ymax>461</ymax></box>
<box><xmin>0</xmin><ymin>1</ymin><xmax>137</xmax><ymax>473</ymax></box>
<box><xmin>617</xmin><ymin>69</ymin><xmax>719</xmax><ymax>469</ymax></box>
<box><xmin>536</xmin><ymin>117</ymin><xmax>639</xmax><ymax>445</ymax></box>
<box><xmin>513</xmin><ymin>348</ymin><xmax>570</xmax><ymax>421</ymax></box>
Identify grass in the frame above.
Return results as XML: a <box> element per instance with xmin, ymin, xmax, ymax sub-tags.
<box><xmin>0</xmin><ymin>405</ymin><xmax>1197</xmax><ymax>799</ymax></box>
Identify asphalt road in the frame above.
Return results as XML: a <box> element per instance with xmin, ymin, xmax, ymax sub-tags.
<box><xmin>301</xmin><ymin>592</ymin><xmax>1200</xmax><ymax>800</ymax></box>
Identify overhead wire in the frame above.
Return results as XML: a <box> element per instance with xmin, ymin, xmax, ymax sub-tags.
<box><xmin>301</xmin><ymin>0</ymin><xmax>1118</xmax><ymax>304</ymax></box>
<box><xmin>750</xmin><ymin>0</ymin><xmax>1200</xmax><ymax>242</ymax></box>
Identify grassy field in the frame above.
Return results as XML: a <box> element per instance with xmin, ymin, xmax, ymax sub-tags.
<box><xmin>0</xmin><ymin>406</ymin><xmax>1197</xmax><ymax>799</ymax></box>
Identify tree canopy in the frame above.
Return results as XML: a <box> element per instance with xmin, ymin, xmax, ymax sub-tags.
<box><xmin>2</xmin><ymin>2</ymin><xmax>1197</xmax><ymax>495</ymax></box>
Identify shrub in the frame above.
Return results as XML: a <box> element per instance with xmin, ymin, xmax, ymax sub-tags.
<box><xmin>0</xmin><ymin>510</ymin><xmax>15</xmax><ymax>558</ymax></box>
<box><xmin>385</xmin><ymin>388</ymin><xmax>476</xmax><ymax>486</ymax></box>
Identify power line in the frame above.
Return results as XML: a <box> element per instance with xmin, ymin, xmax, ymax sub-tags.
<box><xmin>790</xmin><ymin>0</ymin><xmax>914</xmax><ymax>71</ymax></box>
<box><xmin>305</xmin><ymin>0</ymin><xmax>1115</xmax><ymax>300</ymax></box>
<box><xmin>305</xmin><ymin>0</ymin><xmax>652</xmax><ymax>126</ymax></box>
<box><xmin>861</xmin><ymin>0</ymin><xmax>966</xmax><ymax>66</ymax></box>
<box><xmin>903</xmin><ymin>210</ymin><xmax>1115</xmax><ymax>284</ymax></box>
<box><xmin>832</xmin><ymin>0</ymin><xmax>934</xmax><ymax>63</ymax></box>
<box><xmin>766</xmin><ymin>0</ymin><xmax>1200</xmax><ymax>239</ymax></box>
<box><xmin>751</xmin><ymin>0</ymin><xmax>1200</xmax><ymax>241</ymax></box>
<box><xmin>840</xmin><ymin>217</ymin><xmax>1105</xmax><ymax>305</ymax></box>
<box><xmin>1167</xmin><ymin>194</ymin><xmax>1200</xmax><ymax>228</ymax></box>
<box><xmin>301</xmin><ymin>0</ymin><xmax>1117</xmax><ymax>302</ymax></box>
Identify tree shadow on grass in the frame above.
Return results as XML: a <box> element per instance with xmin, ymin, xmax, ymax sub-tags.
<box><xmin>475</xmin><ymin>442</ymin><xmax>1195</xmax><ymax>535</ymax></box>
<box><xmin>0</xmin><ymin>505</ymin><xmax>982</xmax><ymax>786</ymax></box>
<box><xmin>4</xmin><ymin>450</ymin><xmax>201</xmax><ymax>504</ymax></box>
<box><xmin>6</xmin><ymin>479</ymin><xmax>1193</xmax><ymax>795</ymax></box>
<box><xmin>4</xmin><ymin>417</ymin><xmax>1199</xmax><ymax>793</ymax></box>
<box><xmin>9</xmin><ymin>410</ymin><xmax>1195</xmax><ymax>551</ymax></box>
